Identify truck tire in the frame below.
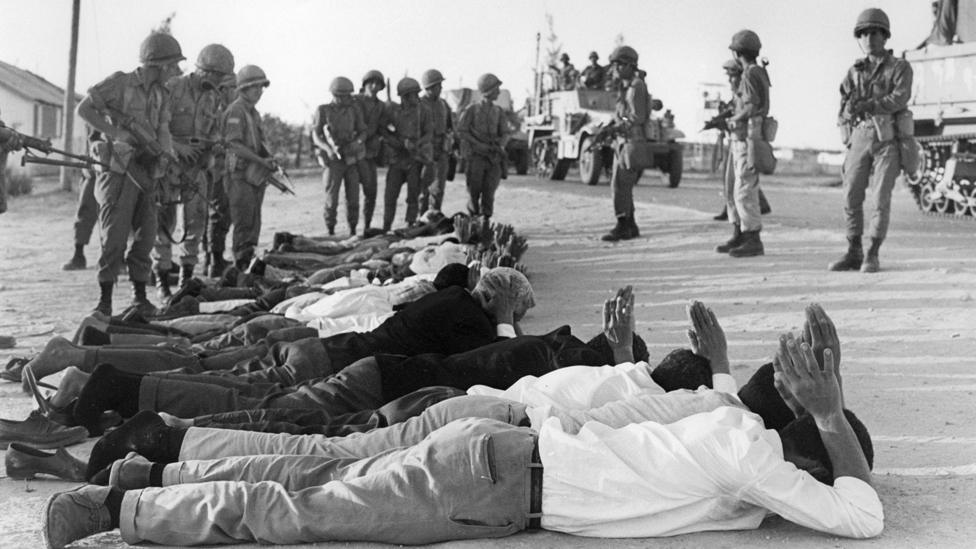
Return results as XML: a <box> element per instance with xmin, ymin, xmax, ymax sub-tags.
<box><xmin>667</xmin><ymin>147</ymin><xmax>683</xmax><ymax>188</ymax></box>
<box><xmin>551</xmin><ymin>158</ymin><xmax>572</xmax><ymax>181</ymax></box>
<box><xmin>579</xmin><ymin>137</ymin><xmax>602</xmax><ymax>185</ymax></box>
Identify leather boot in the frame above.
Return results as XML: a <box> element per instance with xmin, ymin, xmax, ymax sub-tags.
<box><xmin>601</xmin><ymin>216</ymin><xmax>630</xmax><ymax>242</ymax></box>
<box><xmin>759</xmin><ymin>189</ymin><xmax>771</xmax><ymax>215</ymax></box>
<box><xmin>861</xmin><ymin>238</ymin><xmax>882</xmax><ymax>273</ymax></box>
<box><xmin>627</xmin><ymin>214</ymin><xmax>640</xmax><ymax>238</ymax></box>
<box><xmin>729</xmin><ymin>229</ymin><xmax>765</xmax><ymax>257</ymax></box>
<box><xmin>209</xmin><ymin>255</ymin><xmax>229</xmax><ymax>278</ymax></box>
<box><xmin>716</xmin><ymin>223</ymin><xmax>743</xmax><ymax>253</ymax></box>
<box><xmin>828</xmin><ymin>236</ymin><xmax>863</xmax><ymax>271</ymax></box>
<box><xmin>131</xmin><ymin>281</ymin><xmax>158</xmax><ymax>317</ymax></box>
<box><xmin>713</xmin><ymin>206</ymin><xmax>728</xmax><ymax>221</ymax></box>
<box><xmin>177</xmin><ymin>264</ymin><xmax>194</xmax><ymax>288</ymax></box>
<box><xmin>62</xmin><ymin>245</ymin><xmax>87</xmax><ymax>271</ymax></box>
<box><xmin>94</xmin><ymin>282</ymin><xmax>113</xmax><ymax>316</ymax></box>
<box><xmin>155</xmin><ymin>268</ymin><xmax>172</xmax><ymax>301</ymax></box>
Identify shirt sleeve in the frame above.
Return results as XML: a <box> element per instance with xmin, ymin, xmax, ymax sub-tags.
<box><xmin>629</xmin><ymin>79</ymin><xmax>650</xmax><ymax>125</ymax></box>
<box><xmin>712</xmin><ymin>373</ymin><xmax>737</xmax><ymax>394</ymax></box>
<box><xmin>733</xmin><ymin>67</ymin><xmax>766</xmax><ymax>121</ymax></box>
<box><xmin>496</xmin><ymin>323</ymin><xmax>516</xmax><ymax>338</ymax></box>
<box><xmin>86</xmin><ymin>72</ymin><xmax>127</xmax><ymax>115</ymax></box>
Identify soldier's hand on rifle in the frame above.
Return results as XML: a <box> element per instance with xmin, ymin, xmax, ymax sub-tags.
<box><xmin>173</xmin><ymin>141</ymin><xmax>200</xmax><ymax>163</ymax></box>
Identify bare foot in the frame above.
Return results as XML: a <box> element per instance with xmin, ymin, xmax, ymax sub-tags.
<box><xmin>22</xmin><ymin>337</ymin><xmax>86</xmax><ymax>389</ymax></box>
<box><xmin>158</xmin><ymin>412</ymin><xmax>193</xmax><ymax>428</ymax></box>
<box><xmin>50</xmin><ymin>366</ymin><xmax>91</xmax><ymax>408</ymax></box>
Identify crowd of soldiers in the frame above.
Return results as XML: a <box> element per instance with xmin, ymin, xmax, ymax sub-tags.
<box><xmin>548</xmin><ymin>50</ymin><xmax>613</xmax><ymax>91</ymax></box>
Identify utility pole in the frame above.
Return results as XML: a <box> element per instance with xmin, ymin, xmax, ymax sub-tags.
<box><xmin>60</xmin><ymin>0</ymin><xmax>81</xmax><ymax>191</ymax></box>
<box><xmin>533</xmin><ymin>32</ymin><xmax>541</xmax><ymax>116</ymax></box>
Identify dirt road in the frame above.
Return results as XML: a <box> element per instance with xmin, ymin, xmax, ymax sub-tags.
<box><xmin>1</xmin><ymin>170</ymin><xmax>974</xmax><ymax>548</ymax></box>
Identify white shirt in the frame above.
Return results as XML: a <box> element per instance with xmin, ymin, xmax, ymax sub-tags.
<box><xmin>538</xmin><ymin>407</ymin><xmax>884</xmax><ymax>539</ymax></box>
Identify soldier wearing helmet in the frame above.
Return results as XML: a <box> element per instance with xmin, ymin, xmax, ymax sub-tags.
<box><xmin>549</xmin><ymin>52</ymin><xmax>579</xmax><ymax>91</ymax></box>
<box><xmin>419</xmin><ymin>68</ymin><xmax>455</xmax><ymax>215</ymax></box>
<box><xmin>456</xmin><ymin>73</ymin><xmax>510</xmax><ymax>220</ymax></box>
<box><xmin>312</xmin><ymin>76</ymin><xmax>366</xmax><ymax>236</ymax></box>
<box><xmin>152</xmin><ymin>44</ymin><xmax>235</xmax><ymax>300</ymax></box>
<box><xmin>203</xmin><ymin>72</ymin><xmax>241</xmax><ymax>276</ymax></box>
<box><xmin>830</xmin><ymin>8</ymin><xmax>912</xmax><ymax>274</ymax></box>
<box><xmin>381</xmin><ymin>77</ymin><xmax>433</xmax><ymax>231</ymax></box>
<box><xmin>600</xmin><ymin>44</ymin><xmax>648</xmax><ymax>242</ymax></box>
<box><xmin>713</xmin><ymin>29</ymin><xmax>771</xmax><ymax>257</ymax></box>
<box><xmin>580</xmin><ymin>50</ymin><xmax>607</xmax><ymax>90</ymax></box>
<box><xmin>355</xmin><ymin>70</ymin><xmax>387</xmax><ymax>233</ymax></box>
<box><xmin>76</xmin><ymin>32</ymin><xmax>183</xmax><ymax>316</ymax></box>
<box><xmin>222</xmin><ymin>64</ymin><xmax>274</xmax><ymax>268</ymax></box>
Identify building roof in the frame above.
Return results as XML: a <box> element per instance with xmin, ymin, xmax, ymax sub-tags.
<box><xmin>0</xmin><ymin>59</ymin><xmax>80</xmax><ymax>107</ymax></box>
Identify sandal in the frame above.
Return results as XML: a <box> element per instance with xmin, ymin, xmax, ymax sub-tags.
<box><xmin>23</xmin><ymin>366</ymin><xmax>122</xmax><ymax>431</ymax></box>
<box><xmin>0</xmin><ymin>356</ymin><xmax>32</xmax><ymax>383</ymax></box>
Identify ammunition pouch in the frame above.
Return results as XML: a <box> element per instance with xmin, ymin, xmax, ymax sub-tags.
<box><xmin>895</xmin><ymin>110</ymin><xmax>920</xmax><ymax>175</ymax></box>
<box><xmin>747</xmin><ymin>138</ymin><xmax>777</xmax><ymax>175</ymax></box>
<box><xmin>618</xmin><ymin>138</ymin><xmax>656</xmax><ymax>171</ymax></box>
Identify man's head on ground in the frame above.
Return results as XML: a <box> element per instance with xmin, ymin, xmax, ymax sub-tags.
<box><xmin>584</xmin><ymin>332</ymin><xmax>649</xmax><ymax>367</ymax></box>
<box><xmin>433</xmin><ymin>263</ymin><xmax>469</xmax><ymax>291</ymax></box>
<box><xmin>738</xmin><ymin>362</ymin><xmax>796</xmax><ymax>432</ymax></box>
<box><xmin>471</xmin><ymin>267</ymin><xmax>535</xmax><ymax>322</ymax></box>
<box><xmin>780</xmin><ymin>409</ymin><xmax>874</xmax><ymax>484</ymax></box>
<box><xmin>650</xmin><ymin>348</ymin><xmax>712</xmax><ymax>392</ymax></box>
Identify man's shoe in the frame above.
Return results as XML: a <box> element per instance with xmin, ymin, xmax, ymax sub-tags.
<box><xmin>601</xmin><ymin>217</ymin><xmax>635</xmax><ymax>242</ymax></box>
<box><xmin>0</xmin><ymin>411</ymin><xmax>88</xmax><ymax>450</ymax></box>
<box><xmin>86</xmin><ymin>411</ymin><xmax>173</xmax><ymax>481</ymax></box>
<box><xmin>131</xmin><ymin>281</ymin><xmax>158</xmax><ymax>318</ymax></box>
<box><xmin>109</xmin><ymin>452</ymin><xmax>153</xmax><ymax>490</ymax></box>
<box><xmin>860</xmin><ymin>254</ymin><xmax>880</xmax><ymax>273</ymax></box>
<box><xmin>61</xmin><ymin>249</ymin><xmax>87</xmax><ymax>271</ymax></box>
<box><xmin>728</xmin><ymin>230</ymin><xmax>765</xmax><ymax>257</ymax></box>
<box><xmin>716</xmin><ymin>223</ymin><xmax>743</xmax><ymax>253</ymax></box>
<box><xmin>713</xmin><ymin>207</ymin><xmax>728</xmax><ymax>221</ymax></box>
<box><xmin>828</xmin><ymin>236</ymin><xmax>864</xmax><ymax>271</ymax></box>
<box><xmin>5</xmin><ymin>442</ymin><xmax>87</xmax><ymax>481</ymax></box>
<box><xmin>43</xmin><ymin>485</ymin><xmax>114</xmax><ymax>549</ymax></box>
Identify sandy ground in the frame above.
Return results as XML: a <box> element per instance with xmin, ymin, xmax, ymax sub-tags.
<box><xmin>1</xmin><ymin>169</ymin><xmax>974</xmax><ymax>548</ymax></box>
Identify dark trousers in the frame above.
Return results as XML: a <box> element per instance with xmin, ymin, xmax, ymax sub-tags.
<box><xmin>94</xmin><ymin>164</ymin><xmax>157</xmax><ymax>284</ymax></box>
<box><xmin>208</xmin><ymin>172</ymin><xmax>231</xmax><ymax>261</ymax></box>
<box><xmin>465</xmin><ymin>155</ymin><xmax>501</xmax><ymax>217</ymax></box>
<box><xmin>72</xmin><ymin>170</ymin><xmax>99</xmax><ymax>246</ymax></box>
<box><xmin>357</xmin><ymin>158</ymin><xmax>378</xmax><ymax>229</ymax></box>
<box><xmin>383</xmin><ymin>161</ymin><xmax>422</xmax><ymax>230</ymax></box>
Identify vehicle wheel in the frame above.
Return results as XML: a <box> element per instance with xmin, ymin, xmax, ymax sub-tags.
<box><xmin>956</xmin><ymin>182</ymin><xmax>976</xmax><ymax>217</ymax></box>
<box><xmin>551</xmin><ymin>158</ymin><xmax>572</xmax><ymax>181</ymax></box>
<box><xmin>579</xmin><ymin>137</ymin><xmax>603</xmax><ymax>185</ymax></box>
<box><xmin>667</xmin><ymin>147</ymin><xmax>683</xmax><ymax>188</ymax></box>
<box><xmin>515</xmin><ymin>148</ymin><xmax>529</xmax><ymax>176</ymax></box>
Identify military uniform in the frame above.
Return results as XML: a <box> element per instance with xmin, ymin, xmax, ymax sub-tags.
<box><xmin>206</xmin><ymin>80</ymin><xmax>237</xmax><ymax>276</ymax></box>
<box><xmin>382</xmin><ymin>101</ymin><xmax>433</xmax><ymax>231</ymax></box>
<box><xmin>356</xmin><ymin>93</ymin><xmax>385</xmax><ymax>231</ymax></box>
<box><xmin>312</xmin><ymin>101</ymin><xmax>365</xmax><ymax>234</ymax></box>
<box><xmin>223</xmin><ymin>96</ymin><xmax>268</xmax><ymax>264</ymax></box>
<box><xmin>419</xmin><ymin>93</ymin><xmax>453</xmax><ymax>213</ymax></box>
<box><xmin>457</xmin><ymin>100</ymin><xmax>509</xmax><ymax>219</ymax></box>
<box><xmin>610</xmin><ymin>75</ymin><xmax>650</xmax><ymax>226</ymax></box>
<box><xmin>727</xmin><ymin>62</ymin><xmax>770</xmax><ymax>235</ymax></box>
<box><xmin>580</xmin><ymin>63</ymin><xmax>607</xmax><ymax>90</ymax></box>
<box><xmin>0</xmin><ymin>120</ymin><xmax>22</xmax><ymax>214</ymax></box>
<box><xmin>153</xmin><ymin>73</ymin><xmax>223</xmax><ymax>277</ymax></box>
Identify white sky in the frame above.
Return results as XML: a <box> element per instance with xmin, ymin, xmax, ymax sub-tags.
<box><xmin>1</xmin><ymin>0</ymin><xmax>934</xmax><ymax>150</ymax></box>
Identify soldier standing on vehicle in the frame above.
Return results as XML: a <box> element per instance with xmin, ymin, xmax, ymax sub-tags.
<box><xmin>580</xmin><ymin>51</ymin><xmax>607</xmax><ymax>90</ymax></box>
<box><xmin>830</xmin><ymin>8</ymin><xmax>912</xmax><ymax>274</ymax></box>
<box><xmin>153</xmin><ymin>44</ymin><xmax>234</xmax><ymax>300</ymax></box>
<box><xmin>715</xmin><ymin>30</ymin><xmax>771</xmax><ymax>258</ymax></box>
<box><xmin>76</xmin><ymin>33</ymin><xmax>181</xmax><ymax>316</ymax></box>
<box><xmin>551</xmin><ymin>53</ymin><xmax>579</xmax><ymax>91</ymax></box>
<box><xmin>356</xmin><ymin>70</ymin><xmax>386</xmax><ymax>235</ymax></box>
<box><xmin>223</xmin><ymin>64</ymin><xmax>273</xmax><ymax>269</ymax></box>
<box><xmin>313</xmin><ymin>76</ymin><xmax>366</xmax><ymax>236</ymax></box>
<box><xmin>0</xmin><ymin>109</ymin><xmax>25</xmax><ymax>215</ymax></box>
<box><xmin>204</xmin><ymin>73</ymin><xmax>238</xmax><ymax>277</ymax></box>
<box><xmin>601</xmin><ymin>45</ymin><xmax>648</xmax><ymax>242</ymax></box>
<box><xmin>419</xmin><ymin>69</ymin><xmax>454</xmax><ymax>215</ymax></box>
<box><xmin>382</xmin><ymin>77</ymin><xmax>433</xmax><ymax>232</ymax></box>
<box><xmin>457</xmin><ymin>73</ymin><xmax>509</xmax><ymax>222</ymax></box>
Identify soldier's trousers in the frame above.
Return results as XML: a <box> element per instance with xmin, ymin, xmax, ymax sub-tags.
<box><xmin>728</xmin><ymin>139</ymin><xmax>762</xmax><ymax>231</ymax></box>
<box><xmin>0</xmin><ymin>151</ymin><xmax>7</xmax><ymax>214</ymax></box>
<box><xmin>842</xmin><ymin>125</ymin><xmax>901</xmax><ymax>241</ymax></box>
<box><xmin>72</xmin><ymin>170</ymin><xmax>98</xmax><ymax>246</ymax></box>
<box><xmin>227</xmin><ymin>177</ymin><xmax>265</xmax><ymax>262</ymax></box>
<box><xmin>357</xmin><ymin>158</ymin><xmax>378</xmax><ymax>229</ymax></box>
<box><xmin>153</xmin><ymin>174</ymin><xmax>208</xmax><ymax>270</ymax></box>
<box><xmin>94</xmin><ymin>164</ymin><xmax>157</xmax><ymax>284</ymax></box>
<box><xmin>323</xmin><ymin>161</ymin><xmax>360</xmax><ymax>233</ymax></box>
<box><xmin>610</xmin><ymin>154</ymin><xmax>640</xmax><ymax>218</ymax></box>
<box><xmin>465</xmin><ymin>155</ymin><xmax>501</xmax><ymax>218</ymax></box>
<box><xmin>420</xmin><ymin>153</ymin><xmax>449</xmax><ymax>213</ymax></box>
<box><xmin>383</xmin><ymin>161</ymin><xmax>423</xmax><ymax>230</ymax></box>
<box><xmin>208</xmin><ymin>173</ymin><xmax>231</xmax><ymax>262</ymax></box>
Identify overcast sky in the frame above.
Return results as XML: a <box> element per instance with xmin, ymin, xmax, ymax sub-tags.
<box><xmin>1</xmin><ymin>0</ymin><xmax>934</xmax><ymax>150</ymax></box>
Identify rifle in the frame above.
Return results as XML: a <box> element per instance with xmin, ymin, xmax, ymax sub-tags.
<box><xmin>702</xmin><ymin>101</ymin><xmax>734</xmax><ymax>133</ymax></box>
<box><xmin>181</xmin><ymin>137</ymin><xmax>295</xmax><ymax>195</ymax></box>
<box><xmin>586</xmin><ymin>120</ymin><xmax>621</xmax><ymax>151</ymax></box>
<box><xmin>14</xmin><ymin>129</ymin><xmax>109</xmax><ymax>170</ymax></box>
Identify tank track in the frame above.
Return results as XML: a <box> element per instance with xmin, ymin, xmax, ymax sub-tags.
<box><xmin>910</xmin><ymin>134</ymin><xmax>976</xmax><ymax>220</ymax></box>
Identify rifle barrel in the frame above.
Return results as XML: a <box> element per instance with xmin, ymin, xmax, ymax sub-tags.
<box><xmin>21</xmin><ymin>155</ymin><xmax>92</xmax><ymax>170</ymax></box>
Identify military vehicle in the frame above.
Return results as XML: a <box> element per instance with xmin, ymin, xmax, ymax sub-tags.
<box><xmin>445</xmin><ymin>88</ymin><xmax>530</xmax><ymax>175</ymax></box>
<box><xmin>524</xmin><ymin>87</ymin><xmax>684</xmax><ymax>186</ymax></box>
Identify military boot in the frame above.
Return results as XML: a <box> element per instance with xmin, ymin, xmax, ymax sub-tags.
<box><xmin>601</xmin><ymin>216</ymin><xmax>630</xmax><ymax>242</ymax></box>
<box><xmin>155</xmin><ymin>268</ymin><xmax>172</xmax><ymax>301</ymax></box>
<box><xmin>177</xmin><ymin>264</ymin><xmax>194</xmax><ymax>288</ymax></box>
<box><xmin>716</xmin><ymin>223</ymin><xmax>743</xmax><ymax>253</ymax></box>
<box><xmin>131</xmin><ymin>281</ymin><xmax>158</xmax><ymax>318</ymax></box>
<box><xmin>729</xmin><ymin>229</ymin><xmax>765</xmax><ymax>257</ymax></box>
<box><xmin>62</xmin><ymin>245</ymin><xmax>87</xmax><ymax>271</ymax></box>
<box><xmin>828</xmin><ymin>236</ymin><xmax>863</xmax><ymax>271</ymax></box>
<box><xmin>861</xmin><ymin>238</ymin><xmax>882</xmax><ymax>273</ymax></box>
<box><xmin>627</xmin><ymin>214</ymin><xmax>640</xmax><ymax>238</ymax></box>
<box><xmin>94</xmin><ymin>282</ymin><xmax>113</xmax><ymax>316</ymax></box>
<box><xmin>713</xmin><ymin>207</ymin><xmax>728</xmax><ymax>221</ymax></box>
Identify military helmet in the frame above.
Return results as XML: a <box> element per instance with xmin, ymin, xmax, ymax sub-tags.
<box><xmin>195</xmin><ymin>44</ymin><xmax>235</xmax><ymax>75</ymax></box>
<box><xmin>236</xmin><ymin>65</ymin><xmax>270</xmax><ymax>89</ymax></box>
<box><xmin>139</xmin><ymin>33</ymin><xmax>185</xmax><ymax>66</ymax></box>
<box><xmin>396</xmin><ymin>77</ymin><xmax>421</xmax><ymax>97</ymax></box>
<box><xmin>362</xmin><ymin>70</ymin><xmax>386</xmax><ymax>89</ymax></box>
<box><xmin>560</xmin><ymin>52</ymin><xmax>570</xmax><ymax>62</ymax></box>
<box><xmin>854</xmin><ymin>8</ymin><xmax>891</xmax><ymax>38</ymax></box>
<box><xmin>609</xmin><ymin>45</ymin><xmax>638</xmax><ymax>65</ymax></box>
<box><xmin>729</xmin><ymin>30</ymin><xmax>762</xmax><ymax>54</ymax></box>
<box><xmin>476</xmin><ymin>73</ymin><xmax>502</xmax><ymax>94</ymax></box>
<box><xmin>588</xmin><ymin>51</ymin><xmax>599</xmax><ymax>60</ymax></box>
<box><xmin>421</xmin><ymin>69</ymin><xmax>445</xmax><ymax>89</ymax></box>
<box><xmin>722</xmin><ymin>59</ymin><xmax>742</xmax><ymax>75</ymax></box>
<box><xmin>330</xmin><ymin>76</ymin><xmax>355</xmax><ymax>96</ymax></box>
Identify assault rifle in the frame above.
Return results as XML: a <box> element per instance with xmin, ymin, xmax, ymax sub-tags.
<box><xmin>586</xmin><ymin>120</ymin><xmax>621</xmax><ymax>151</ymax></box>
<box><xmin>13</xmin><ymin>130</ymin><xmax>109</xmax><ymax>170</ymax></box>
<box><xmin>702</xmin><ymin>100</ymin><xmax>734</xmax><ymax>133</ymax></box>
<box><xmin>188</xmin><ymin>137</ymin><xmax>295</xmax><ymax>195</ymax></box>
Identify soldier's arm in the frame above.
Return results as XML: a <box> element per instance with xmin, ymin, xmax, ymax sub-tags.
<box><xmin>353</xmin><ymin>106</ymin><xmax>367</xmax><ymax>143</ymax></box>
<box><xmin>631</xmin><ymin>79</ymin><xmax>651</xmax><ymax>125</ymax></box>
<box><xmin>77</xmin><ymin>73</ymin><xmax>132</xmax><ymax>143</ymax></box>
<box><xmin>864</xmin><ymin>61</ymin><xmax>913</xmax><ymax>115</ymax></box>
<box><xmin>418</xmin><ymin>104</ymin><xmax>434</xmax><ymax>147</ymax></box>
<box><xmin>156</xmin><ymin>91</ymin><xmax>175</xmax><ymax>158</ymax></box>
<box><xmin>730</xmin><ymin>69</ymin><xmax>764</xmax><ymax>123</ymax></box>
<box><xmin>224</xmin><ymin>107</ymin><xmax>268</xmax><ymax>166</ymax></box>
<box><xmin>310</xmin><ymin>106</ymin><xmax>336</xmax><ymax>155</ymax></box>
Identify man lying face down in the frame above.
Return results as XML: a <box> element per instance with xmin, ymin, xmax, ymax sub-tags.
<box><xmin>44</xmin><ymin>298</ymin><xmax>882</xmax><ymax>548</ymax></box>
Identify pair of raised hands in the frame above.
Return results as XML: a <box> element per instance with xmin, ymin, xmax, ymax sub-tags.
<box><xmin>773</xmin><ymin>303</ymin><xmax>845</xmax><ymax>421</ymax></box>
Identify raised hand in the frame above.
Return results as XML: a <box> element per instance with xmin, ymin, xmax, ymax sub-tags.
<box><xmin>603</xmin><ymin>286</ymin><xmax>635</xmax><ymax>364</ymax></box>
<box><xmin>685</xmin><ymin>300</ymin><xmax>729</xmax><ymax>374</ymax></box>
<box><xmin>774</xmin><ymin>333</ymin><xmax>843</xmax><ymax>423</ymax></box>
<box><xmin>800</xmin><ymin>303</ymin><xmax>843</xmax><ymax>402</ymax></box>
<box><xmin>772</xmin><ymin>353</ymin><xmax>806</xmax><ymax>419</ymax></box>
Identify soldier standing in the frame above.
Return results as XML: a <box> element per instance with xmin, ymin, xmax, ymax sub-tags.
<box><xmin>356</xmin><ymin>70</ymin><xmax>386</xmax><ymax>235</ymax></box>
<box><xmin>457</xmin><ymin>73</ymin><xmax>509</xmax><ymax>221</ymax></box>
<box><xmin>312</xmin><ymin>76</ymin><xmax>366</xmax><ymax>236</ymax></box>
<box><xmin>204</xmin><ymin>73</ymin><xmax>238</xmax><ymax>276</ymax></box>
<box><xmin>382</xmin><ymin>77</ymin><xmax>432</xmax><ymax>232</ymax></box>
<box><xmin>580</xmin><ymin>51</ymin><xmax>607</xmax><ymax>90</ymax></box>
<box><xmin>60</xmin><ymin>132</ymin><xmax>100</xmax><ymax>270</ymax></box>
<box><xmin>715</xmin><ymin>30</ymin><xmax>771</xmax><ymax>258</ymax></box>
<box><xmin>601</xmin><ymin>46</ymin><xmax>648</xmax><ymax>242</ymax></box>
<box><xmin>0</xmin><ymin>109</ymin><xmax>24</xmax><ymax>214</ymax></box>
<box><xmin>551</xmin><ymin>53</ymin><xmax>578</xmax><ymax>91</ymax></box>
<box><xmin>76</xmin><ymin>33</ymin><xmax>182</xmax><ymax>316</ymax></box>
<box><xmin>830</xmin><ymin>8</ymin><xmax>912</xmax><ymax>273</ymax></box>
<box><xmin>153</xmin><ymin>44</ymin><xmax>234</xmax><ymax>299</ymax></box>
<box><xmin>223</xmin><ymin>65</ymin><xmax>273</xmax><ymax>269</ymax></box>
<box><xmin>419</xmin><ymin>69</ymin><xmax>454</xmax><ymax>215</ymax></box>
